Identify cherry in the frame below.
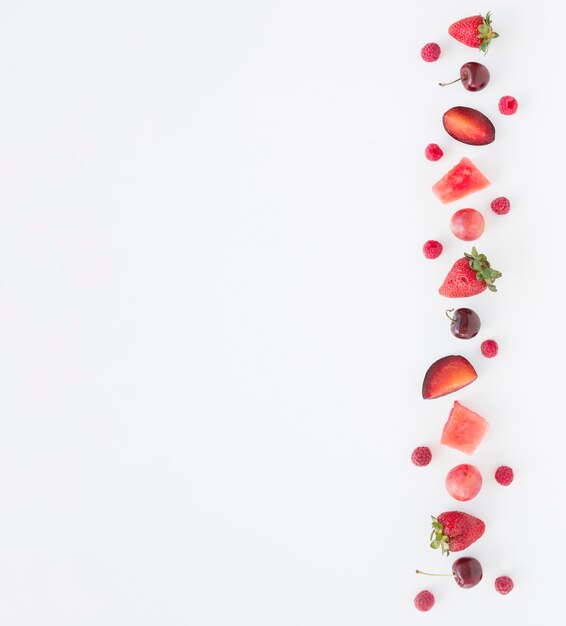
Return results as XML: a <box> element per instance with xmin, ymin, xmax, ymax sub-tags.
<box><xmin>452</xmin><ymin>557</ymin><xmax>483</xmax><ymax>588</ymax></box>
<box><xmin>439</xmin><ymin>62</ymin><xmax>490</xmax><ymax>92</ymax></box>
<box><xmin>416</xmin><ymin>557</ymin><xmax>483</xmax><ymax>589</ymax></box>
<box><xmin>446</xmin><ymin>308</ymin><xmax>481</xmax><ymax>339</ymax></box>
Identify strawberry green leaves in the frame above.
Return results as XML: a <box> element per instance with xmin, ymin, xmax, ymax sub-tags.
<box><xmin>464</xmin><ymin>247</ymin><xmax>502</xmax><ymax>292</ymax></box>
<box><xmin>430</xmin><ymin>516</ymin><xmax>451</xmax><ymax>556</ymax></box>
<box><xmin>477</xmin><ymin>12</ymin><xmax>499</xmax><ymax>54</ymax></box>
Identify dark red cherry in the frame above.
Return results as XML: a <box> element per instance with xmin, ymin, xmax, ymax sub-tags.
<box><xmin>416</xmin><ymin>556</ymin><xmax>483</xmax><ymax>590</ymax></box>
<box><xmin>447</xmin><ymin>308</ymin><xmax>481</xmax><ymax>339</ymax></box>
<box><xmin>452</xmin><ymin>557</ymin><xmax>483</xmax><ymax>588</ymax></box>
<box><xmin>439</xmin><ymin>62</ymin><xmax>490</xmax><ymax>92</ymax></box>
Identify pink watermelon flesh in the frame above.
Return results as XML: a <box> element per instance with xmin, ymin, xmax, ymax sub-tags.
<box><xmin>432</xmin><ymin>157</ymin><xmax>490</xmax><ymax>204</ymax></box>
<box><xmin>441</xmin><ymin>401</ymin><xmax>490</xmax><ymax>455</ymax></box>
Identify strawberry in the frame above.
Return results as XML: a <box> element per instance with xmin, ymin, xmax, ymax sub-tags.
<box><xmin>439</xmin><ymin>247</ymin><xmax>501</xmax><ymax>298</ymax></box>
<box><xmin>449</xmin><ymin>12</ymin><xmax>499</xmax><ymax>53</ymax></box>
<box><xmin>430</xmin><ymin>511</ymin><xmax>485</xmax><ymax>556</ymax></box>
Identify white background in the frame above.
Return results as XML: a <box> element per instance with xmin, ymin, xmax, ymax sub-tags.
<box><xmin>0</xmin><ymin>1</ymin><xmax>564</xmax><ymax>624</ymax></box>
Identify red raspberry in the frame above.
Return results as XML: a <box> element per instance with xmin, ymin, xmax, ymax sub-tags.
<box><xmin>423</xmin><ymin>240</ymin><xmax>443</xmax><ymax>259</ymax></box>
<box><xmin>491</xmin><ymin>196</ymin><xmax>511</xmax><ymax>215</ymax></box>
<box><xmin>495</xmin><ymin>576</ymin><xmax>514</xmax><ymax>595</ymax></box>
<box><xmin>499</xmin><ymin>95</ymin><xmax>518</xmax><ymax>115</ymax></box>
<box><xmin>481</xmin><ymin>339</ymin><xmax>498</xmax><ymax>358</ymax></box>
<box><xmin>414</xmin><ymin>590</ymin><xmax>435</xmax><ymax>611</ymax></box>
<box><xmin>495</xmin><ymin>465</ymin><xmax>514</xmax><ymax>486</ymax></box>
<box><xmin>411</xmin><ymin>446</ymin><xmax>432</xmax><ymax>467</ymax></box>
<box><xmin>425</xmin><ymin>143</ymin><xmax>444</xmax><ymax>161</ymax></box>
<box><xmin>421</xmin><ymin>42</ymin><xmax>441</xmax><ymax>62</ymax></box>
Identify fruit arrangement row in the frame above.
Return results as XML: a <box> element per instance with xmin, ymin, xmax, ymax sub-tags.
<box><xmin>412</xmin><ymin>12</ymin><xmax>516</xmax><ymax>612</ymax></box>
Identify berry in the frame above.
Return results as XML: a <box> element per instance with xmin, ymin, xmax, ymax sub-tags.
<box><xmin>423</xmin><ymin>240</ymin><xmax>443</xmax><ymax>259</ymax></box>
<box><xmin>491</xmin><ymin>196</ymin><xmax>511</xmax><ymax>215</ymax></box>
<box><xmin>425</xmin><ymin>143</ymin><xmax>444</xmax><ymax>161</ymax></box>
<box><xmin>430</xmin><ymin>511</ymin><xmax>485</xmax><ymax>555</ymax></box>
<box><xmin>448</xmin><ymin>12</ymin><xmax>499</xmax><ymax>53</ymax></box>
<box><xmin>495</xmin><ymin>465</ymin><xmax>514</xmax><ymax>486</ymax></box>
<box><xmin>411</xmin><ymin>446</ymin><xmax>432</xmax><ymax>467</ymax></box>
<box><xmin>445</xmin><ymin>464</ymin><xmax>482</xmax><ymax>501</ymax></box>
<box><xmin>414</xmin><ymin>590</ymin><xmax>435</xmax><ymax>611</ymax></box>
<box><xmin>481</xmin><ymin>339</ymin><xmax>498</xmax><ymax>358</ymax></box>
<box><xmin>421</xmin><ymin>42</ymin><xmax>441</xmax><ymax>62</ymax></box>
<box><xmin>450</xmin><ymin>208</ymin><xmax>485</xmax><ymax>241</ymax></box>
<box><xmin>495</xmin><ymin>576</ymin><xmax>514</xmax><ymax>595</ymax></box>
<box><xmin>439</xmin><ymin>248</ymin><xmax>502</xmax><ymax>298</ymax></box>
<box><xmin>499</xmin><ymin>96</ymin><xmax>518</xmax><ymax>115</ymax></box>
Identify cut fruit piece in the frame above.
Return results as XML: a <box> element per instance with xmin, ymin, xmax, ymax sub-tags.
<box><xmin>441</xmin><ymin>401</ymin><xmax>490</xmax><ymax>455</ymax></box>
<box><xmin>422</xmin><ymin>356</ymin><xmax>477</xmax><ymax>400</ymax></box>
<box><xmin>443</xmin><ymin>107</ymin><xmax>495</xmax><ymax>146</ymax></box>
<box><xmin>432</xmin><ymin>157</ymin><xmax>490</xmax><ymax>204</ymax></box>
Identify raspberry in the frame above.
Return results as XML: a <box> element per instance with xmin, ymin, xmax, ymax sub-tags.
<box><xmin>421</xmin><ymin>42</ymin><xmax>441</xmax><ymax>62</ymax></box>
<box><xmin>491</xmin><ymin>196</ymin><xmax>511</xmax><ymax>215</ymax></box>
<box><xmin>499</xmin><ymin>95</ymin><xmax>518</xmax><ymax>115</ymax></box>
<box><xmin>411</xmin><ymin>446</ymin><xmax>432</xmax><ymax>467</ymax></box>
<box><xmin>495</xmin><ymin>465</ymin><xmax>514</xmax><ymax>486</ymax></box>
<box><xmin>481</xmin><ymin>339</ymin><xmax>498</xmax><ymax>358</ymax></box>
<box><xmin>495</xmin><ymin>576</ymin><xmax>514</xmax><ymax>595</ymax></box>
<box><xmin>423</xmin><ymin>240</ymin><xmax>443</xmax><ymax>259</ymax></box>
<box><xmin>425</xmin><ymin>143</ymin><xmax>444</xmax><ymax>161</ymax></box>
<box><xmin>414</xmin><ymin>590</ymin><xmax>435</xmax><ymax>611</ymax></box>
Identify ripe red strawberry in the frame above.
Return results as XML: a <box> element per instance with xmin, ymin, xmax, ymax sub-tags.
<box><xmin>449</xmin><ymin>12</ymin><xmax>499</xmax><ymax>53</ymax></box>
<box><xmin>430</xmin><ymin>511</ymin><xmax>485</xmax><ymax>556</ymax></box>
<box><xmin>439</xmin><ymin>247</ymin><xmax>501</xmax><ymax>298</ymax></box>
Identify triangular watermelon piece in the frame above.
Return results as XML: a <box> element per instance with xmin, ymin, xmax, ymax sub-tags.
<box><xmin>440</xmin><ymin>401</ymin><xmax>489</xmax><ymax>455</ymax></box>
<box><xmin>432</xmin><ymin>157</ymin><xmax>490</xmax><ymax>204</ymax></box>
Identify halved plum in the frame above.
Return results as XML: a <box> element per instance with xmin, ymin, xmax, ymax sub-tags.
<box><xmin>443</xmin><ymin>106</ymin><xmax>495</xmax><ymax>146</ymax></box>
<box><xmin>422</xmin><ymin>355</ymin><xmax>477</xmax><ymax>400</ymax></box>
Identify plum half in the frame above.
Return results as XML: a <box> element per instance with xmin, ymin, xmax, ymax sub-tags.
<box><xmin>443</xmin><ymin>106</ymin><xmax>495</xmax><ymax>146</ymax></box>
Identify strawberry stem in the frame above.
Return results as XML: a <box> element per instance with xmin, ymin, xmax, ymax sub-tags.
<box><xmin>463</xmin><ymin>247</ymin><xmax>502</xmax><ymax>292</ymax></box>
<box><xmin>430</xmin><ymin>516</ymin><xmax>451</xmax><ymax>556</ymax></box>
<box><xmin>478</xmin><ymin>12</ymin><xmax>499</xmax><ymax>54</ymax></box>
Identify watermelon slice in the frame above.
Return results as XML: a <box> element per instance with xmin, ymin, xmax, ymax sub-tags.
<box><xmin>440</xmin><ymin>401</ymin><xmax>489</xmax><ymax>455</ymax></box>
<box><xmin>432</xmin><ymin>157</ymin><xmax>490</xmax><ymax>204</ymax></box>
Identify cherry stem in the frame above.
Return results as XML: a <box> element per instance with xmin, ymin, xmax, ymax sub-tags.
<box><xmin>445</xmin><ymin>308</ymin><xmax>455</xmax><ymax>322</ymax></box>
<box><xmin>416</xmin><ymin>570</ymin><xmax>454</xmax><ymax>577</ymax></box>
<box><xmin>439</xmin><ymin>77</ymin><xmax>462</xmax><ymax>87</ymax></box>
